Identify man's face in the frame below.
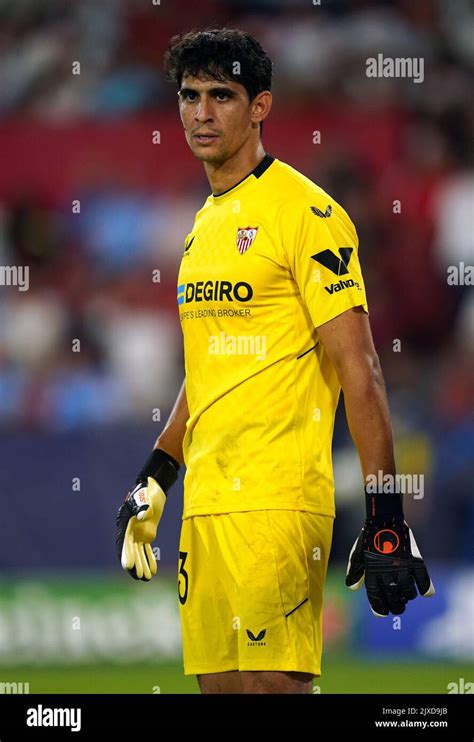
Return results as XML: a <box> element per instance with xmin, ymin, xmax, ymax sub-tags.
<box><xmin>178</xmin><ymin>74</ymin><xmax>256</xmax><ymax>165</ymax></box>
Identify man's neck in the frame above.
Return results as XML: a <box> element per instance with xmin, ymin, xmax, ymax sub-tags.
<box><xmin>204</xmin><ymin>142</ymin><xmax>267</xmax><ymax>195</ymax></box>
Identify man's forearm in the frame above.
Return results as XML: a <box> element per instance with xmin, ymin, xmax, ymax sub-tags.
<box><xmin>339</xmin><ymin>352</ymin><xmax>396</xmax><ymax>484</ymax></box>
<box><xmin>154</xmin><ymin>378</ymin><xmax>189</xmax><ymax>466</ymax></box>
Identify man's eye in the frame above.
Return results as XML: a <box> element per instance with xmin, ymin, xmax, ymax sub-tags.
<box><xmin>216</xmin><ymin>93</ymin><xmax>229</xmax><ymax>101</ymax></box>
<box><xmin>181</xmin><ymin>92</ymin><xmax>197</xmax><ymax>102</ymax></box>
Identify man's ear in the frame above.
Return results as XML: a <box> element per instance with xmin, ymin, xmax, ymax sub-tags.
<box><xmin>251</xmin><ymin>90</ymin><xmax>272</xmax><ymax>127</ymax></box>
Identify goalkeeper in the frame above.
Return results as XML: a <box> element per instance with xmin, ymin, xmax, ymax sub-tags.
<box><xmin>116</xmin><ymin>28</ymin><xmax>434</xmax><ymax>695</ymax></box>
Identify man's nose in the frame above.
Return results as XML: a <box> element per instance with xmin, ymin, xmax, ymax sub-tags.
<box><xmin>195</xmin><ymin>96</ymin><xmax>213</xmax><ymax>122</ymax></box>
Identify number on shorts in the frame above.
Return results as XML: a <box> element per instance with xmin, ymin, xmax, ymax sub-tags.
<box><xmin>178</xmin><ymin>550</ymin><xmax>189</xmax><ymax>605</ymax></box>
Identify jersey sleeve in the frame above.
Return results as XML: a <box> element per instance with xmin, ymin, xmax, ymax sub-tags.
<box><xmin>278</xmin><ymin>196</ymin><xmax>369</xmax><ymax>328</ymax></box>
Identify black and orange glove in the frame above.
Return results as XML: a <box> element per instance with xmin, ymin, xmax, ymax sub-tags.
<box><xmin>346</xmin><ymin>490</ymin><xmax>435</xmax><ymax>616</ymax></box>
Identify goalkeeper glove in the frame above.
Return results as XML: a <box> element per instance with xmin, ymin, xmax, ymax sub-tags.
<box><xmin>116</xmin><ymin>448</ymin><xmax>180</xmax><ymax>581</ymax></box>
<box><xmin>345</xmin><ymin>489</ymin><xmax>435</xmax><ymax>616</ymax></box>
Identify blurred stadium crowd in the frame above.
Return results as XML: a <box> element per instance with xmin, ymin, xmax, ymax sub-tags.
<box><xmin>0</xmin><ymin>0</ymin><xmax>472</xmax><ymax>562</ymax></box>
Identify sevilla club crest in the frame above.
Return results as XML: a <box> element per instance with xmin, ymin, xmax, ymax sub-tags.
<box><xmin>236</xmin><ymin>226</ymin><xmax>258</xmax><ymax>254</ymax></box>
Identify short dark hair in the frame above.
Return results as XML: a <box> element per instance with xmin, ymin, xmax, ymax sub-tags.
<box><xmin>164</xmin><ymin>27</ymin><xmax>272</xmax><ymax>102</ymax></box>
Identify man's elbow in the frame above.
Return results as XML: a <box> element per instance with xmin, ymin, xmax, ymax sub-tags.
<box><xmin>336</xmin><ymin>349</ymin><xmax>386</xmax><ymax>393</ymax></box>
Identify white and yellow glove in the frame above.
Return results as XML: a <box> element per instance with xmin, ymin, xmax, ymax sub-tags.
<box><xmin>116</xmin><ymin>449</ymin><xmax>180</xmax><ymax>581</ymax></box>
<box><xmin>117</xmin><ymin>478</ymin><xmax>165</xmax><ymax>580</ymax></box>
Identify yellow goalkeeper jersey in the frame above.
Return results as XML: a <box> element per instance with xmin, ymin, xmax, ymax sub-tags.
<box><xmin>177</xmin><ymin>154</ymin><xmax>368</xmax><ymax>519</ymax></box>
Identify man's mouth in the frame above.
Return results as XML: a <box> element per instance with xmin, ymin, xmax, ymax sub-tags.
<box><xmin>194</xmin><ymin>133</ymin><xmax>219</xmax><ymax>144</ymax></box>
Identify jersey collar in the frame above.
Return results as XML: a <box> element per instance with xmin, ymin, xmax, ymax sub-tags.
<box><xmin>211</xmin><ymin>153</ymin><xmax>275</xmax><ymax>200</ymax></box>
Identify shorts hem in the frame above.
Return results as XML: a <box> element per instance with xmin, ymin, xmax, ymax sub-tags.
<box><xmin>184</xmin><ymin>663</ymin><xmax>321</xmax><ymax>678</ymax></box>
<box><xmin>238</xmin><ymin>663</ymin><xmax>320</xmax><ymax>678</ymax></box>
<box><xmin>184</xmin><ymin>663</ymin><xmax>239</xmax><ymax>676</ymax></box>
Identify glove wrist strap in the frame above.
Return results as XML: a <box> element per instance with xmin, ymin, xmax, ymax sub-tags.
<box><xmin>136</xmin><ymin>448</ymin><xmax>180</xmax><ymax>493</ymax></box>
<box><xmin>364</xmin><ymin>488</ymin><xmax>404</xmax><ymax>526</ymax></box>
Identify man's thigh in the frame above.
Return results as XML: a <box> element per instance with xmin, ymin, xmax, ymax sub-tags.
<box><xmin>197</xmin><ymin>670</ymin><xmax>312</xmax><ymax>694</ymax></box>
<box><xmin>197</xmin><ymin>671</ymin><xmax>243</xmax><ymax>694</ymax></box>
<box><xmin>241</xmin><ymin>670</ymin><xmax>313</xmax><ymax>694</ymax></box>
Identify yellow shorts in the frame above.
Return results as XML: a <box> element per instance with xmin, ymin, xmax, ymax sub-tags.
<box><xmin>177</xmin><ymin>509</ymin><xmax>334</xmax><ymax>677</ymax></box>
